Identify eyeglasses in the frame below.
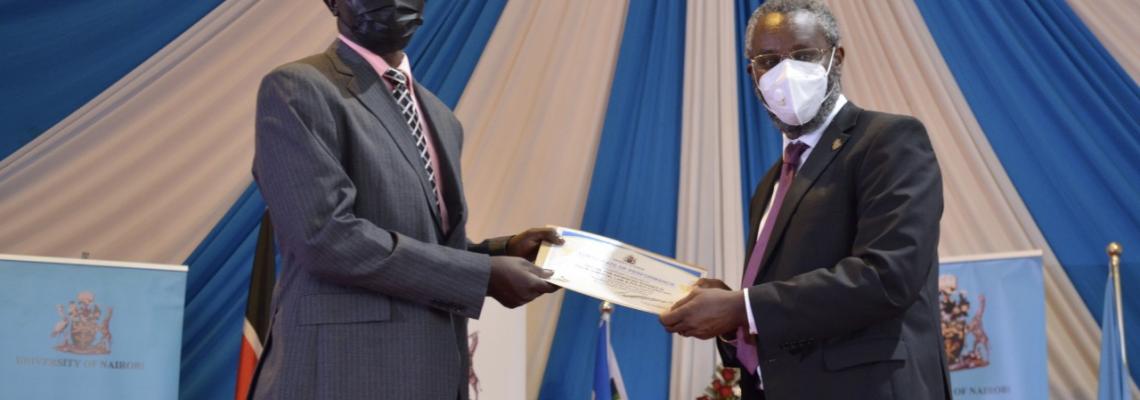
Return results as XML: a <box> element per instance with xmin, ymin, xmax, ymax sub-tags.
<box><xmin>749</xmin><ymin>47</ymin><xmax>834</xmax><ymax>74</ymax></box>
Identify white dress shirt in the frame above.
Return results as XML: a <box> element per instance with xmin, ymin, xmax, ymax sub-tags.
<box><xmin>741</xmin><ymin>95</ymin><xmax>847</xmax><ymax>386</ymax></box>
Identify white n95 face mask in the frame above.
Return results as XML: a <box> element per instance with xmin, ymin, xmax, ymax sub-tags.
<box><xmin>756</xmin><ymin>48</ymin><xmax>835</xmax><ymax>126</ymax></box>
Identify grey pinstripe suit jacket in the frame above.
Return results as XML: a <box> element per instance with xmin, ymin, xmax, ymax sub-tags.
<box><xmin>250</xmin><ymin>41</ymin><xmax>505</xmax><ymax>399</ymax></box>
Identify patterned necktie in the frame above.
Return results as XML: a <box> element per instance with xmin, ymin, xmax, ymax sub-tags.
<box><xmin>383</xmin><ymin>68</ymin><xmax>439</xmax><ymax>208</ymax></box>
<box><xmin>736</xmin><ymin>140</ymin><xmax>810</xmax><ymax>375</ymax></box>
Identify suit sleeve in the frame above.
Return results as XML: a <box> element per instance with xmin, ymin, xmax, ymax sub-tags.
<box><xmin>253</xmin><ymin>67</ymin><xmax>491</xmax><ymax>319</ymax></box>
<box><xmin>747</xmin><ymin>117</ymin><xmax>943</xmax><ymax>350</ymax></box>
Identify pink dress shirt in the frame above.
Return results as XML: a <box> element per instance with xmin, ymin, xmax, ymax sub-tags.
<box><xmin>339</xmin><ymin>35</ymin><xmax>451</xmax><ymax>232</ymax></box>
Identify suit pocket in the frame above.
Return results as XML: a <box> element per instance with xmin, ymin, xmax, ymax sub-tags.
<box><xmin>297</xmin><ymin>293</ymin><xmax>391</xmax><ymax>325</ymax></box>
<box><xmin>823</xmin><ymin>336</ymin><xmax>909</xmax><ymax>371</ymax></box>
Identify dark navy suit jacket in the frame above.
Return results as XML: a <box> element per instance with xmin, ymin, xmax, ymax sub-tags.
<box><xmin>719</xmin><ymin>103</ymin><xmax>952</xmax><ymax>400</ymax></box>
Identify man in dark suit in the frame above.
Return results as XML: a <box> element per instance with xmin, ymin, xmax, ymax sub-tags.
<box><xmin>249</xmin><ymin>0</ymin><xmax>560</xmax><ymax>398</ymax></box>
<box><xmin>660</xmin><ymin>1</ymin><xmax>951</xmax><ymax>399</ymax></box>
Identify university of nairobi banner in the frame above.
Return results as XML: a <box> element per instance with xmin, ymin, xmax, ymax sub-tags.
<box><xmin>939</xmin><ymin>252</ymin><xmax>1046</xmax><ymax>400</ymax></box>
<box><xmin>0</xmin><ymin>255</ymin><xmax>187</xmax><ymax>399</ymax></box>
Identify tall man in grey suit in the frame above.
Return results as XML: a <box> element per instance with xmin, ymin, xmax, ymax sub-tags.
<box><xmin>660</xmin><ymin>1</ymin><xmax>951</xmax><ymax>399</ymax></box>
<box><xmin>249</xmin><ymin>0</ymin><xmax>561</xmax><ymax>398</ymax></box>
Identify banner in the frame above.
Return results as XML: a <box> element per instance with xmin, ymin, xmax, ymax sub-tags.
<box><xmin>468</xmin><ymin>302</ymin><xmax>527</xmax><ymax>400</ymax></box>
<box><xmin>0</xmin><ymin>255</ymin><xmax>187</xmax><ymax>399</ymax></box>
<box><xmin>939</xmin><ymin>251</ymin><xmax>1046</xmax><ymax>400</ymax></box>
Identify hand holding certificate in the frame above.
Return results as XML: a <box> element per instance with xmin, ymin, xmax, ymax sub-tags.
<box><xmin>535</xmin><ymin>226</ymin><xmax>705</xmax><ymax>314</ymax></box>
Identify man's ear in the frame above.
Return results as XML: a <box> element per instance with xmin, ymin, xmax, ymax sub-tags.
<box><xmin>833</xmin><ymin>46</ymin><xmax>845</xmax><ymax>68</ymax></box>
<box><xmin>325</xmin><ymin>0</ymin><xmax>339</xmax><ymax>16</ymax></box>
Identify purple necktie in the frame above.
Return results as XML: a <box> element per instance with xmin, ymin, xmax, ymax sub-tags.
<box><xmin>736</xmin><ymin>141</ymin><xmax>809</xmax><ymax>375</ymax></box>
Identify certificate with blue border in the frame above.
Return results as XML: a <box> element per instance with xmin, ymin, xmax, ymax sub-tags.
<box><xmin>535</xmin><ymin>226</ymin><xmax>705</xmax><ymax>314</ymax></box>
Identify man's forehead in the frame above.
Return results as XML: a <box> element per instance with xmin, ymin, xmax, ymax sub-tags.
<box><xmin>750</xmin><ymin>10</ymin><xmax>828</xmax><ymax>52</ymax></box>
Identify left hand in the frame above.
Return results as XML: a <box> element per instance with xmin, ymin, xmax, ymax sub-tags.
<box><xmin>659</xmin><ymin>286</ymin><xmax>747</xmax><ymax>340</ymax></box>
<box><xmin>506</xmin><ymin>227</ymin><xmax>564</xmax><ymax>262</ymax></box>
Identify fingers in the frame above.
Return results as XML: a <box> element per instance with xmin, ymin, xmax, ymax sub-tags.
<box><xmin>694</xmin><ymin>278</ymin><xmax>730</xmax><ymax>290</ymax></box>
<box><xmin>670</xmin><ymin>289</ymin><xmax>700</xmax><ymax>311</ymax></box>
<box><xmin>659</xmin><ymin>308</ymin><xmax>683</xmax><ymax>328</ymax></box>
<box><xmin>537</xmin><ymin>228</ymin><xmax>565</xmax><ymax>245</ymax></box>
<box><xmin>660</xmin><ymin>303</ymin><xmax>693</xmax><ymax>333</ymax></box>
<box><xmin>525</xmin><ymin>262</ymin><xmax>554</xmax><ymax>279</ymax></box>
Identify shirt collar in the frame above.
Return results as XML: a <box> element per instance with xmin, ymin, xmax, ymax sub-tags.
<box><xmin>782</xmin><ymin>94</ymin><xmax>848</xmax><ymax>154</ymax></box>
<box><xmin>338</xmin><ymin>34</ymin><xmax>416</xmax><ymax>89</ymax></box>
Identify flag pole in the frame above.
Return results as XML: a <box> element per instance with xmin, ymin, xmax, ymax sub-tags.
<box><xmin>1107</xmin><ymin>242</ymin><xmax>1127</xmax><ymax>367</ymax></box>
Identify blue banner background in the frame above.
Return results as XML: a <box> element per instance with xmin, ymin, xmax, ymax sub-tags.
<box><xmin>0</xmin><ymin>258</ymin><xmax>186</xmax><ymax>399</ymax></box>
<box><xmin>939</xmin><ymin>255</ymin><xmax>1046</xmax><ymax>400</ymax></box>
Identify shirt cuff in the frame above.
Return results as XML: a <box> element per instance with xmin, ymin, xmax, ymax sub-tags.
<box><xmin>744</xmin><ymin>288</ymin><xmax>758</xmax><ymax>335</ymax></box>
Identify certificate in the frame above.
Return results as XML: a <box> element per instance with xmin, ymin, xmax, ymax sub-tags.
<box><xmin>535</xmin><ymin>226</ymin><xmax>705</xmax><ymax>315</ymax></box>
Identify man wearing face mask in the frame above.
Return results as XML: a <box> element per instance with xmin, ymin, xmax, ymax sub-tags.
<box><xmin>249</xmin><ymin>0</ymin><xmax>562</xmax><ymax>398</ymax></box>
<box><xmin>659</xmin><ymin>1</ymin><xmax>949</xmax><ymax>399</ymax></box>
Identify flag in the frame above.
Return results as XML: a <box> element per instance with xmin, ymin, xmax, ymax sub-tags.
<box><xmin>1098</xmin><ymin>269</ymin><xmax>1130</xmax><ymax>400</ymax></box>
<box><xmin>593</xmin><ymin>307</ymin><xmax>629</xmax><ymax>400</ymax></box>
<box><xmin>235</xmin><ymin>212</ymin><xmax>277</xmax><ymax>400</ymax></box>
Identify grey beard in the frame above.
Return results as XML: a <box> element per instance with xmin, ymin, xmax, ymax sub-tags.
<box><xmin>765</xmin><ymin>72</ymin><xmax>843</xmax><ymax>139</ymax></box>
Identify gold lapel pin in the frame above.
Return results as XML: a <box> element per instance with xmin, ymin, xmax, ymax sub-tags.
<box><xmin>832</xmin><ymin>137</ymin><xmax>844</xmax><ymax>151</ymax></box>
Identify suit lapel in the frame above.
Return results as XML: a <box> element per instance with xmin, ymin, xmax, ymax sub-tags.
<box><xmin>329</xmin><ymin>43</ymin><xmax>444</xmax><ymax>232</ymax></box>
<box><xmin>415</xmin><ymin>85</ymin><xmax>468</xmax><ymax>235</ymax></box>
<box><xmin>758</xmin><ymin>103</ymin><xmax>860</xmax><ymax>282</ymax></box>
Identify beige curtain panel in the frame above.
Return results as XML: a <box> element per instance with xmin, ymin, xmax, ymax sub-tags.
<box><xmin>670</xmin><ymin>0</ymin><xmax>746</xmax><ymax>398</ymax></box>
<box><xmin>1068</xmin><ymin>0</ymin><xmax>1140</xmax><ymax>81</ymax></box>
<box><xmin>824</xmin><ymin>0</ymin><xmax>1137</xmax><ymax>397</ymax></box>
<box><xmin>0</xmin><ymin>0</ymin><xmax>335</xmax><ymax>264</ymax></box>
<box><xmin>452</xmin><ymin>0</ymin><xmax>632</xmax><ymax>397</ymax></box>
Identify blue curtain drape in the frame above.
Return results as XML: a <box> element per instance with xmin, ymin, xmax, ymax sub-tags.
<box><xmin>0</xmin><ymin>0</ymin><xmax>223</xmax><ymax>158</ymax></box>
<box><xmin>180</xmin><ymin>186</ymin><xmax>266</xmax><ymax>400</ymax></box>
<box><xmin>177</xmin><ymin>2</ymin><xmax>507</xmax><ymax>398</ymax></box>
<box><xmin>915</xmin><ymin>0</ymin><xmax>1140</xmax><ymax>383</ymax></box>
<box><xmin>538</xmin><ymin>1</ymin><xmax>686</xmax><ymax>399</ymax></box>
<box><xmin>734</xmin><ymin>0</ymin><xmax>784</xmax><ymax>237</ymax></box>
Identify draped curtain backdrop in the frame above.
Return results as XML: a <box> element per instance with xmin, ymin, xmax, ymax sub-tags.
<box><xmin>0</xmin><ymin>0</ymin><xmax>222</xmax><ymax>156</ymax></box>
<box><xmin>819</xmin><ymin>0</ymin><xmax>1138</xmax><ymax>397</ymax></box>
<box><xmin>450</xmin><ymin>0</ymin><xmax>631</xmax><ymax>397</ymax></box>
<box><xmin>0</xmin><ymin>0</ymin><xmax>507</xmax><ymax>397</ymax></box>
<box><xmin>670</xmin><ymin>1</ymin><xmax>745</xmax><ymax>398</ymax></box>
<box><xmin>539</xmin><ymin>1</ymin><xmax>686</xmax><ymax>398</ymax></box>
<box><xmin>3</xmin><ymin>0</ymin><xmax>1140</xmax><ymax>398</ymax></box>
<box><xmin>915</xmin><ymin>0</ymin><xmax>1140</xmax><ymax>387</ymax></box>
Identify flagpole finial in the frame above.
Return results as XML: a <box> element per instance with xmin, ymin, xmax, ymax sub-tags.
<box><xmin>1107</xmin><ymin>242</ymin><xmax>1122</xmax><ymax>258</ymax></box>
<box><xmin>600</xmin><ymin>301</ymin><xmax>614</xmax><ymax>314</ymax></box>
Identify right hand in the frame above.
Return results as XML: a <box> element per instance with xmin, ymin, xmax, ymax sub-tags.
<box><xmin>487</xmin><ymin>256</ymin><xmax>560</xmax><ymax>308</ymax></box>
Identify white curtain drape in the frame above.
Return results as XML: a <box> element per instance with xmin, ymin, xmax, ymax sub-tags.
<box><xmin>824</xmin><ymin>1</ymin><xmax>1138</xmax><ymax>397</ymax></box>
<box><xmin>1067</xmin><ymin>0</ymin><xmax>1140</xmax><ymax>81</ymax></box>
<box><xmin>670</xmin><ymin>1</ymin><xmax>745</xmax><ymax>398</ymax></box>
<box><xmin>0</xmin><ymin>0</ymin><xmax>334</xmax><ymax>264</ymax></box>
<box><xmin>452</xmin><ymin>1</ymin><xmax>631</xmax><ymax>398</ymax></box>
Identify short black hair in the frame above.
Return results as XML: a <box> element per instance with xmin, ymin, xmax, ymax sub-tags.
<box><xmin>744</xmin><ymin>0</ymin><xmax>841</xmax><ymax>55</ymax></box>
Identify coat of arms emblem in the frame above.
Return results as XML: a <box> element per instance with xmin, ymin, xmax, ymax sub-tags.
<box><xmin>623</xmin><ymin>255</ymin><xmax>636</xmax><ymax>265</ymax></box>
<box><xmin>51</xmin><ymin>291</ymin><xmax>113</xmax><ymax>355</ymax></box>
<box><xmin>939</xmin><ymin>275</ymin><xmax>989</xmax><ymax>371</ymax></box>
